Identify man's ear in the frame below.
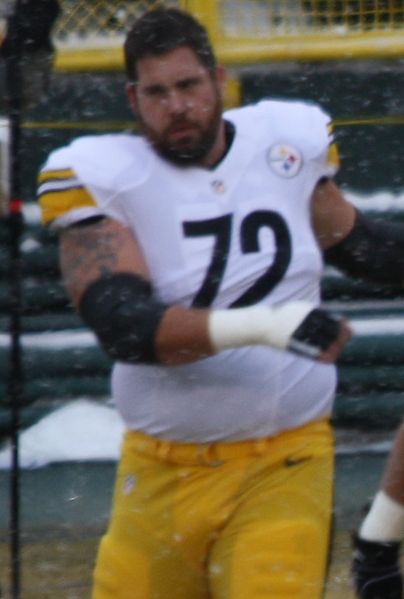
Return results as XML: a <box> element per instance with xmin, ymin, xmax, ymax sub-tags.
<box><xmin>215</xmin><ymin>64</ymin><xmax>227</xmax><ymax>95</ymax></box>
<box><xmin>126</xmin><ymin>82</ymin><xmax>138</xmax><ymax>116</ymax></box>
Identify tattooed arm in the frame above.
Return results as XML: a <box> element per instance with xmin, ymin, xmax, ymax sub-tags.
<box><xmin>58</xmin><ymin>217</ymin><xmax>212</xmax><ymax>364</ymax></box>
<box><xmin>59</xmin><ymin>217</ymin><xmax>150</xmax><ymax>306</ymax></box>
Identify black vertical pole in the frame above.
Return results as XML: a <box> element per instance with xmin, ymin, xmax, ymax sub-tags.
<box><xmin>1</xmin><ymin>2</ymin><xmax>60</xmax><ymax>595</ymax></box>
<box><xmin>4</xmin><ymin>3</ymin><xmax>24</xmax><ymax>596</ymax></box>
<box><xmin>7</xmin><ymin>129</ymin><xmax>24</xmax><ymax>599</ymax></box>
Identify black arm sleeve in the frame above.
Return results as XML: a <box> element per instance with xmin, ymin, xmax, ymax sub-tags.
<box><xmin>324</xmin><ymin>209</ymin><xmax>404</xmax><ymax>287</ymax></box>
<box><xmin>79</xmin><ymin>273</ymin><xmax>167</xmax><ymax>363</ymax></box>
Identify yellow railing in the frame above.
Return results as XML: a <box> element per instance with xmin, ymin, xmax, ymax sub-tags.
<box><xmin>47</xmin><ymin>0</ymin><xmax>404</xmax><ymax>69</ymax></box>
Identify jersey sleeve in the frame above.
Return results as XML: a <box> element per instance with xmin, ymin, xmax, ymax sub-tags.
<box><xmin>323</xmin><ymin>120</ymin><xmax>340</xmax><ymax>178</ymax></box>
<box><xmin>37</xmin><ymin>134</ymin><xmax>140</xmax><ymax>229</ymax></box>
<box><xmin>37</xmin><ymin>162</ymin><xmax>104</xmax><ymax>228</ymax></box>
<box><xmin>297</xmin><ymin>102</ymin><xmax>340</xmax><ymax>180</ymax></box>
<box><xmin>270</xmin><ymin>100</ymin><xmax>341</xmax><ymax>181</ymax></box>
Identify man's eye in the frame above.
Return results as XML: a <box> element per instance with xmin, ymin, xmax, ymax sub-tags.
<box><xmin>178</xmin><ymin>78</ymin><xmax>200</xmax><ymax>91</ymax></box>
<box><xmin>144</xmin><ymin>87</ymin><xmax>166</xmax><ymax>98</ymax></box>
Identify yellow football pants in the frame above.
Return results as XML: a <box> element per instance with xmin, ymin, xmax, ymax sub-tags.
<box><xmin>92</xmin><ymin>419</ymin><xmax>334</xmax><ymax>599</ymax></box>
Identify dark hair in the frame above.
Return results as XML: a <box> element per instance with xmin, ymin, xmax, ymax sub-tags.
<box><xmin>124</xmin><ymin>8</ymin><xmax>216</xmax><ymax>82</ymax></box>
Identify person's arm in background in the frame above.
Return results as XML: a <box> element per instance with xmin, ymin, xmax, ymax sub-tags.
<box><xmin>310</xmin><ymin>179</ymin><xmax>404</xmax><ymax>597</ymax></box>
<box><xmin>313</xmin><ymin>179</ymin><xmax>404</xmax><ymax>288</ymax></box>
<box><xmin>58</xmin><ymin>214</ymin><xmax>350</xmax><ymax>367</ymax></box>
<box><xmin>351</xmin><ymin>421</ymin><xmax>404</xmax><ymax>599</ymax></box>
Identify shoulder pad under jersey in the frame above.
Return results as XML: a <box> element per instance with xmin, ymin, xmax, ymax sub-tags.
<box><xmin>44</xmin><ymin>133</ymin><xmax>153</xmax><ymax>190</ymax></box>
<box><xmin>225</xmin><ymin>99</ymin><xmax>334</xmax><ymax>162</ymax></box>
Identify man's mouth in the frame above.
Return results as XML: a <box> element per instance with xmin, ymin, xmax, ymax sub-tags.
<box><xmin>169</xmin><ymin>123</ymin><xmax>197</xmax><ymax>141</ymax></box>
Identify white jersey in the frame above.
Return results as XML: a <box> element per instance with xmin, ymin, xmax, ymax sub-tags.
<box><xmin>38</xmin><ymin>99</ymin><xmax>339</xmax><ymax>442</ymax></box>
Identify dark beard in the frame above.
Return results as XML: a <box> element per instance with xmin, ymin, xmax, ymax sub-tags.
<box><xmin>140</xmin><ymin>95</ymin><xmax>223</xmax><ymax>167</ymax></box>
<box><xmin>152</xmin><ymin>123</ymin><xmax>219</xmax><ymax>166</ymax></box>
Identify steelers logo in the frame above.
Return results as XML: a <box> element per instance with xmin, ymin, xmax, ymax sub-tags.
<box><xmin>267</xmin><ymin>144</ymin><xmax>302</xmax><ymax>178</ymax></box>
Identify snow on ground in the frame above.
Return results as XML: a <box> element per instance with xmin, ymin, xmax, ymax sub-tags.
<box><xmin>0</xmin><ymin>399</ymin><xmax>125</xmax><ymax>470</ymax></box>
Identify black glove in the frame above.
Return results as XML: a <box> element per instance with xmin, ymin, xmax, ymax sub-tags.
<box><xmin>352</xmin><ymin>533</ymin><xmax>403</xmax><ymax>599</ymax></box>
<box><xmin>288</xmin><ymin>308</ymin><xmax>341</xmax><ymax>358</ymax></box>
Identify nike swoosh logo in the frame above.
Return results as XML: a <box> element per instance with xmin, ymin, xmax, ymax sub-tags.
<box><xmin>284</xmin><ymin>456</ymin><xmax>312</xmax><ymax>467</ymax></box>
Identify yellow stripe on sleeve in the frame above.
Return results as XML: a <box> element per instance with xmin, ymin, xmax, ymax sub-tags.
<box><xmin>38</xmin><ymin>168</ymin><xmax>77</xmax><ymax>184</ymax></box>
<box><xmin>326</xmin><ymin>143</ymin><xmax>340</xmax><ymax>170</ymax></box>
<box><xmin>39</xmin><ymin>186</ymin><xmax>97</xmax><ymax>225</ymax></box>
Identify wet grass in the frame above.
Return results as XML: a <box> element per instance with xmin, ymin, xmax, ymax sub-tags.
<box><xmin>0</xmin><ymin>531</ymin><xmax>97</xmax><ymax>598</ymax></box>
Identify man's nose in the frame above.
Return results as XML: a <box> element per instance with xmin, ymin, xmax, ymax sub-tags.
<box><xmin>165</xmin><ymin>89</ymin><xmax>189</xmax><ymax>114</ymax></box>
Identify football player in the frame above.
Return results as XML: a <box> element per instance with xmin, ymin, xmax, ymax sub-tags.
<box><xmin>37</xmin><ymin>8</ymin><xmax>404</xmax><ymax>598</ymax></box>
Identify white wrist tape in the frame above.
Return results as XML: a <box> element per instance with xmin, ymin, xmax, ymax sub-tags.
<box><xmin>208</xmin><ymin>302</ymin><xmax>315</xmax><ymax>353</ymax></box>
<box><xmin>360</xmin><ymin>490</ymin><xmax>404</xmax><ymax>542</ymax></box>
